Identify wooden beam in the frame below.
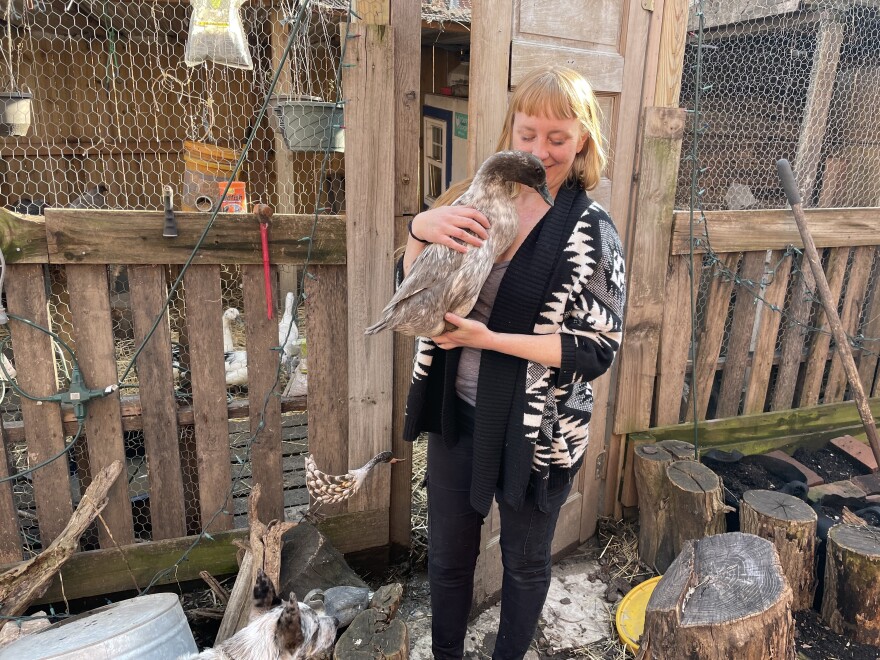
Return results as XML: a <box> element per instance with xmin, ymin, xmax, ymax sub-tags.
<box><xmin>652</xmin><ymin>0</ymin><xmax>689</xmax><ymax>108</ymax></box>
<box><xmin>794</xmin><ymin>13</ymin><xmax>844</xmax><ymax>203</ymax></box>
<box><xmin>467</xmin><ymin>0</ymin><xmax>513</xmax><ymax>175</ymax></box>
<box><xmin>343</xmin><ymin>20</ymin><xmax>395</xmax><ymax>515</ymax></box>
<box><xmin>613</xmin><ymin>107</ymin><xmax>687</xmax><ymax>434</ymax></box>
<box><xmin>389</xmin><ymin>0</ymin><xmax>420</xmax><ymax>549</ymax></box>
<box><xmin>671</xmin><ymin>208</ymin><xmax>880</xmax><ymax>254</ymax></box>
<box><xmin>44</xmin><ymin>210</ymin><xmax>346</xmax><ymax>265</ymax></box>
<box><xmin>0</xmin><ymin>209</ymin><xmax>48</xmax><ymax>263</ymax></box>
<box><xmin>0</xmin><ymin>529</ymin><xmax>247</xmax><ymax>606</ymax></box>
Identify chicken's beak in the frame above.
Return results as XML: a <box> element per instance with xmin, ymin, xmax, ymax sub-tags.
<box><xmin>536</xmin><ymin>183</ymin><xmax>554</xmax><ymax>207</ymax></box>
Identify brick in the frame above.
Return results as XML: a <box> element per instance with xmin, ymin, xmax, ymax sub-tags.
<box><xmin>829</xmin><ymin>435</ymin><xmax>879</xmax><ymax>472</ymax></box>
<box><xmin>852</xmin><ymin>472</ymin><xmax>880</xmax><ymax>496</ymax></box>
<box><xmin>765</xmin><ymin>450</ymin><xmax>824</xmax><ymax>487</ymax></box>
<box><xmin>806</xmin><ymin>480</ymin><xmax>866</xmax><ymax>503</ymax></box>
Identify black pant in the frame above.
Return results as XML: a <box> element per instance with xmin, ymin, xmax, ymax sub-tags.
<box><xmin>426</xmin><ymin>428</ymin><xmax>572</xmax><ymax>660</ymax></box>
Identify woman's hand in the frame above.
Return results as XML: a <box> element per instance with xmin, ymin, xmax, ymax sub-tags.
<box><xmin>432</xmin><ymin>313</ymin><xmax>494</xmax><ymax>350</ymax></box>
<box><xmin>410</xmin><ymin>206</ymin><xmax>490</xmax><ymax>253</ymax></box>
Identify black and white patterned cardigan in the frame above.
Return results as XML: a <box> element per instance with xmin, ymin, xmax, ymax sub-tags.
<box><xmin>402</xmin><ymin>182</ymin><xmax>626</xmax><ymax>516</ymax></box>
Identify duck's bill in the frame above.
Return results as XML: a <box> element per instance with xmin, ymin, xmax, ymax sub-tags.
<box><xmin>536</xmin><ymin>183</ymin><xmax>554</xmax><ymax>206</ymax></box>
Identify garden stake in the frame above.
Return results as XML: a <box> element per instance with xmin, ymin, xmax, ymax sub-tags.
<box><xmin>777</xmin><ymin>158</ymin><xmax>880</xmax><ymax>472</ymax></box>
<box><xmin>254</xmin><ymin>203</ymin><xmax>274</xmax><ymax>321</ymax></box>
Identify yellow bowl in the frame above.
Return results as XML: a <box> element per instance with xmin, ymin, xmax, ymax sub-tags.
<box><xmin>615</xmin><ymin>575</ymin><xmax>662</xmax><ymax>653</ymax></box>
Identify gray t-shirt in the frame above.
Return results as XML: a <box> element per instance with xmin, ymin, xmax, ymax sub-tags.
<box><xmin>455</xmin><ymin>260</ymin><xmax>511</xmax><ymax>405</ymax></box>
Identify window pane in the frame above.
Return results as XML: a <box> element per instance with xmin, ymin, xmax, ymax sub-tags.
<box><xmin>427</xmin><ymin>163</ymin><xmax>442</xmax><ymax>199</ymax></box>
<box><xmin>431</xmin><ymin>127</ymin><xmax>443</xmax><ymax>160</ymax></box>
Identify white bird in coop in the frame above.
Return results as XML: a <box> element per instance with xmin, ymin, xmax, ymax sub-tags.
<box><xmin>278</xmin><ymin>291</ymin><xmax>300</xmax><ymax>375</ymax></box>
<box><xmin>68</xmin><ymin>183</ymin><xmax>108</xmax><ymax>209</ymax></box>
<box><xmin>222</xmin><ymin>307</ymin><xmax>240</xmax><ymax>353</ymax></box>
<box><xmin>305</xmin><ymin>451</ymin><xmax>401</xmax><ymax>505</ymax></box>
<box><xmin>0</xmin><ymin>354</ymin><xmax>16</xmax><ymax>381</ymax></box>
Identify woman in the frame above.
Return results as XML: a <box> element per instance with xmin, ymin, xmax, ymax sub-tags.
<box><xmin>402</xmin><ymin>65</ymin><xmax>626</xmax><ymax>660</ymax></box>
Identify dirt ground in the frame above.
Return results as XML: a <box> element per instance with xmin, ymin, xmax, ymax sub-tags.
<box><xmin>793</xmin><ymin>446</ymin><xmax>872</xmax><ymax>483</ymax></box>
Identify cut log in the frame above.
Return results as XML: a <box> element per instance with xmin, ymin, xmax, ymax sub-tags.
<box><xmin>666</xmin><ymin>460</ymin><xmax>730</xmax><ymax>556</ymax></box>
<box><xmin>820</xmin><ymin>523</ymin><xmax>880</xmax><ymax>645</ymax></box>
<box><xmin>0</xmin><ymin>460</ymin><xmax>122</xmax><ymax>628</ymax></box>
<box><xmin>740</xmin><ymin>489</ymin><xmax>817</xmax><ymax>611</ymax></box>
<box><xmin>334</xmin><ymin>608</ymin><xmax>409</xmax><ymax>659</ymax></box>
<box><xmin>637</xmin><ymin>532</ymin><xmax>795</xmax><ymax>660</ymax></box>
<box><xmin>278</xmin><ymin>522</ymin><xmax>369</xmax><ymax>598</ymax></box>
<box><xmin>634</xmin><ymin>440</ymin><xmax>696</xmax><ymax>572</ymax></box>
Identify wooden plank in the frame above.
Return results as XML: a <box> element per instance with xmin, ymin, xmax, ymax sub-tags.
<box><xmin>0</xmin><ymin>209</ymin><xmax>49</xmax><ymax>263</ymax></box>
<box><xmin>44</xmin><ymin>210</ymin><xmax>346</xmax><ymax>265</ymax></box>
<box><xmin>389</xmin><ymin>0</ymin><xmax>420</xmax><ymax>549</ymax></box>
<box><xmin>798</xmin><ymin>248</ymin><xmax>848</xmax><ymax>407</ymax></box>
<box><xmin>685</xmin><ymin>252</ymin><xmax>739</xmax><ymax>421</ymax></box>
<box><xmin>468</xmin><ymin>0</ymin><xmax>513</xmax><ymax>174</ymax></box>
<box><xmin>652</xmin><ymin>0</ymin><xmax>688</xmax><ymax>108</ymax></box>
<box><xmin>271</xmin><ymin>7</ymin><xmax>297</xmax><ymax>215</ymax></box>
<box><xmin>612</xmin><ymin>107</ymin><xmax>687</xmax><ymax>434</ymax></box>
<box><xmin>128</xmin><ymin>265</ymin><xmax>186</xmax><ymax>540</ymax></box>
<box><xmin>510</xmin><ymin>40</ymin><xmax>624</xmax><ymax>93</ymax></box>
<box><xmin>343</xmin><ymin>22</ymin><xmax>394</xmax><ymax>515</ymax></box>
<box><xmin>794</xmin><ymin>14</ymin><xmax>844</xmax><ymax>204</ymax></box>
<box><xmin>5</xmin><ymin>264</ymin><xmax>73</xmax><ymax>545</ymax></box>
<box><xmin>743</xmin><ymin>251</ymin><xmax>792</xmax><ymax>414</ymax></box>
<box><xmin>305</xmin><ymin>266</ymin><xmax>348</xmax><ymax>517</ymax></box>
<box><xmin>0</xmin><ymin>529</ymin><xmax>248</xmax><ymax>606</ymax></box>
<box><xmin>353</xmin><ymin>0</ymin><xmax>390</xmax><ymax>24</ymax></box>
<box><xmin>241</xmin><ymin>264</ymin><xmax>283</xmax><ymax>523</ymax></box>
<box><xmin>0</xmin><ymin>427</ymin><xmax>21</xmax><ymax>563</ymax></box>
<box><xmin>825</xmin><ymin>246</ymin><xmax>874</xmax><ymax>402</ymax></box>
<box><xmin>857</xmin><ymin>250</ymin><xmax>880</xmax><ymax>394</ymax></box>
<box><xmin>66</xmin><ymin>265</ymin><xmax>135</xmax><ymax>548</ymax></box>
<box><xmin>772</xmin><ymin>256</ymin><xmax>817</xmax><ymax>411</ymax></box>
<box><xmin>671</xmin><ymin>208</ymin><xmax>880</xmax><ymax>255</ymax></box>
<box><xmin>691</xmin><ymin>0</ymin><xmax>800</xmax><ymax>31</ymax></box>
<box><xmin>184</xmin><ymin>265</ymin><xmax>233</xmax><ymax>534</ymax></box>
<box><xmin>317</xmin><ymin>508</ymin><xmax>390</xmax><ymax>555</ymax></box>
<box><xmin>715</xmin><ymin>251</ymin><xmax>766</xmax><ymax>418</ymax></box>
<box><xmin>654</xmin><ymin>256</ymin><xmax>696</xmax><ymax>426</ymax></box>
<box><xmin>630</xmin><ymin>395</ymin><xmax>880</xmax><ymax>458</ymax></box>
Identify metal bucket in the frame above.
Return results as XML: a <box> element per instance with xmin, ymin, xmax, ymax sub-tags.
<box><xmin>0</xmin><ymin>593</ymin><xmax>198</xmax><ymax>659</ymax></box>
<box><xmin>268</xmin><ymin>95</ymin><xmax>344</xmax><ymax>152</ymax></box>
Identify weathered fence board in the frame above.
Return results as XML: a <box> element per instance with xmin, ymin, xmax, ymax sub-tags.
<box><xmin>0</xmin><ymin>210</ymin><xmax>48</xmax><ymax>263</ymax></box>
<box><xmin>772</xmin><ymin>256</ymin><xmax>816</xmax><ymax>411</ymax></box>
<box><xmin>66</xmin><ymin>264</ymin><xmax>135</xmax><ymax>547</ymax></box>
<box><xmin>859</xmin><ymin>257</ymin><xmax>880</xmax><ymax>395</ymax></box>
<box><xmin>799</xmin><ymin>248</ymin><xmax>848</xmax><ymax>407</ymax></box>
<box><xmin>241</xmin><ymin>264</ymin><xmax>283</xmax><ymax>522</ymax></box>
<box><xmin>0</xmin><ymin>432</ymin><xmax>20</xmax><ymax>562</ymax></box>
<box><xmin>44</xmin><ymin>210</ymin><xmax>346</xmax><ymax>265</ymax></box>
<box><xmin>184</xmin><ymin>265</ymin><xmax>233</xmax><ymax>533</ymax></box>
<box><xmin>825</xmin><ymin>246</ymin><xmax>874</xmax><ymax>402</ymax></box>
<box><xmin>716</xmin><ymin>251</ymin><xmax>766</xmax><ymax>418</ymax></box>
<box><xmin>128</xmin><ymin>265</ymin><xmax>186</xmax><ymax>539</ymax></box>
<box><xmin>742</xmin><ymin>251</ymin><xmax>792</xmax><ymax>414</ymax></box>
<box><xmin>686</xmin><ymin>253</ymin><xmax>738</xmax><ymax>421</ymax></box>
<box><xmin>5</xmin><ymin>264</ymin><xmax>74</xmax><ymax>545</ymax></box>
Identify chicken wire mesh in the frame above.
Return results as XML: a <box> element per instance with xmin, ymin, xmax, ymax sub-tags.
<box><xmin>674</xmin><ymin>0</ymin><xmax>880</xmax><ymax>426</ymax></box>
<box><xmin>0</xmin><ymin>1</ymin><xmax>337</xmax><ymax>557</ymax></box>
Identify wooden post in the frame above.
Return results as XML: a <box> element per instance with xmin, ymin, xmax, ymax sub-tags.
<box><xmin>666</xmin><ymin>460</ymin><xmax>728</xmax><ymax>555</ymax></box>
<box><xmin>388</xmin><ymin>0</ymin><xmax>420</xmax><ymax>549</ymax></box>
<box><xmin>633</xmin><ymin>440</ymin><xmax>694</xmax><ymax>573</ymax></box>
<box><xmin>740</xmin><ymin>489</ymin><xmax>817</xmax><ymax>611</ymax></box>
<box><xmin>638</xmin><ymin>533</ymin><xmax>795</xmax><ymax>660</ymax></box>
<box><xmin>343</xmin><ymin>3</ymin><xmax>394</xmax><ymax>517</ymax></box>
<box><xmin>820</xmin><ymin>524</ymin><xmax>880</xmax><ymax>645</ymax></box>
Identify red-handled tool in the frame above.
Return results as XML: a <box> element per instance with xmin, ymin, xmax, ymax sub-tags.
<box><xmin>254</xmin><ymin>203</ymin><xmax>274</xmax><ymax>321</ymax></box>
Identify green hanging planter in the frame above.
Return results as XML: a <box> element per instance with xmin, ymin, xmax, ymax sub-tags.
<box><xmin>268</xmin><ymin>95</ymin><xmax>344</xmax><ymax>152</ymax></box>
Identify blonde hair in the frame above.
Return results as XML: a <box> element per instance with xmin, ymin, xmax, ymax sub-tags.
<box><xmin>433</xmin><ymin>65</ymin><xmax>605</xmax><ymax>209</ymax></box>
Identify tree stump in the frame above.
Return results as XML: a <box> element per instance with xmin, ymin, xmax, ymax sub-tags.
<box><xmin>820</xmin><ymin>523</ymin><xmax>880</xmax><ymax>645</ymax></box>
<box><xmin>739</xmin><ymin>489</ymin><xmax>817</xmax><ymax>611</ymax></box>
<box><xmin>666</xmin><ymin>460</ymin><xmax>729</xmax><ymax>556</ymax></box>
<box><xmin>637</xmin><ymin>532</ymin><xmax>795</xmax><ymax>660</ymax></box>
<box><xmin>334</xmin><ymin>608</ymin><xmax>409</xmax><ymax>659</ymax></box>
<box><xmin>634</xmin><ymin>440</ymin><xmax>695</xmax><ymax>572</ymax></box>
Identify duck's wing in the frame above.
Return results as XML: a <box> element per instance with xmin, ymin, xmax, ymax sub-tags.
<box><xmin>384</xmin><ymin>243</ymin><xmax>465</xmax><ymax>306</ymax></box>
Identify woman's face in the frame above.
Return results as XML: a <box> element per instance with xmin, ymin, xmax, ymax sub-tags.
<box><xmin>510</xmin><ymin>112</ymin><xmax>588</xmax><ymax>196</ymax></box>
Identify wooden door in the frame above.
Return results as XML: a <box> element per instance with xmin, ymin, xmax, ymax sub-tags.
<box><xmin>472</xmin><ymin>0</ymin><xmax>653</xmax><ymax>606</ymax></box>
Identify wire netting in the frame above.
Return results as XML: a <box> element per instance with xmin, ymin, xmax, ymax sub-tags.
<box><xmin>674</xmin><ymin>1</ymin><xmax>880</xmax><ymax>427</ymax></box>
<box><xmin>0</xmin><ymin>1</ymin><xmax>342</xmax><ymax>558</ymax></box>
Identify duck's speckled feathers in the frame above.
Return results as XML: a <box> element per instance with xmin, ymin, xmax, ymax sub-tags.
<box><xmin>365</xmin><ymin>151</ymin><xmax>551</xmax><ymax>337</ymax></box>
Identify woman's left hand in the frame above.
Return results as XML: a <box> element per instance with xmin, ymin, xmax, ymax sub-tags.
<box><xmin>432</xmin><ymin>313</ymin><xmax>494</xmax><ymax>350</ymax></box>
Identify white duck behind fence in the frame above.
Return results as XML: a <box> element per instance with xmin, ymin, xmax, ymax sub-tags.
<box><xmin>365</xmin><ymin>151</ymin><xmax>553</xmax><ymax>337</ymax></box>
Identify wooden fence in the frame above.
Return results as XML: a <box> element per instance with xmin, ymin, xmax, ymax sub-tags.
<box><xmin>0</xmin><ymin>207</ymin><xmax>369</xmax><ymax>598</ymax></box>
